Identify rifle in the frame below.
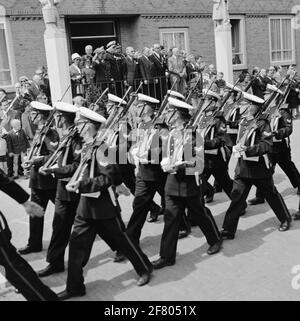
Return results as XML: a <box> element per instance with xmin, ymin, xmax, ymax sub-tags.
<box><xmin>185</xmin><ymin>73</ymin><xmax>202</xmax><ymax>103</ymax></box>
<box><xmin>152</xmin><ymin>79</ymin><xmax>177</xmax><ymax>126</ymax></box>
<box><xmin>66</xmin><ymin>83</ymin><xmax>143</xmax><ymax>188</ymax></box>
<box><xmin>23</xmin><ymin>85</ymin><xmax>71</xmax><ymax>167</ymax></box>
<box><xmin>40</xmin><ymin>125</ymin><xmax>78</xmax><ymax>170</ymax></box>
<box><xmin>89</xmin><ymin>88</ymin><xmax>109</xmax><ymax>110</ymax></box>
<box><xmin>187</xmin><ymin>78</ymin><xmax>217</xmax><ymax>131</ymax></box>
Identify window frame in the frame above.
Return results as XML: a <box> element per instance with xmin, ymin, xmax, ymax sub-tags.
<box><xmin>0</xmin><ymin>5</ymin><xmax>17</xmax><ymax>91</ymax></box>
<box><xmin>269</xmin><ymin>15</ymin><xmax>295</xmax><ymax>66</ymax></box>
<box><xmin>230</xmin><ymin>15</ymin><xmax>247</xmax><ymax>71</ymax></box>
<box><xmin>69</xmin><ymin>20</ymin><xmax>117</xmax><ymax>40</ymax></box>
<box><xmin>159</xmin><ymin>27</ymin><xmax>190</xmax><ymax>53</ymax></box>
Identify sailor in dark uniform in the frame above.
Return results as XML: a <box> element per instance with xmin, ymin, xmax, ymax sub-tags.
<box><xmin>0</xmin><ymin>169</ymin><xmax>58</xmax><ymax>301</ymax></box>
<box><xmin>248</xmin><ymin>85</ymin><xmax>300</xmax><ymax>205</ymax></box>
<box><xmin>19</xmin><ymin>102</ymin><xmax>59</xmax><ymax>255</ymax></box>
<box><xmin>221</xmin><ymin>92</ymin><xmax>292</xmax><ymax>239</ymax></box>
<box><xmin>152</xmin><ymin>97</ymin><xmax>222</xmax><ymax>269</ymax></box>
<box><xmin>36</xmin><ymin>102</ymin><xmax>83</xmax><ymax>277</ymax></box>
<box><xmin>57</xmin><ymin>107</ymin><xmax>153</xmax><ymax>300</ymax></box>
<box><xmin>126</xmin><ymin>93</ymin><xmax>167</xmax><ymax>245</ymax></box>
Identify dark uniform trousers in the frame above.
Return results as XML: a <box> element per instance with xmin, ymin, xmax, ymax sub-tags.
<box><xmin>256</xmin><ymin>147</ymin><xmax>300</xmax><ymax>199</ymax></box>
<box><xmin>66</xmin><ymin>214</ymin><xmax>152</xmax><ymax>293</ymax></box>
<box><xmin>0</xmin><ymin>212</ymin><xmax>58</xmax><ymax>301</ymax></box>
<box><xmin>126</xmin><ymin>173</ymin><xmax>165</xmax><ymax>245</ymax></box>
<box><xmin>46</xmin><ymin>198</ymin><xmax>79</xmax><ymax>266</ymax></box>
<box><xmin>160</xmin><ymin>194</ymin><xmax>221</xmax><ymax>261</ymax></box>
<box><xmin>28</xmin><ymin>188</ymin><xmax>56</xmax><ymax>249</ymax></box>
<box><xmin>223</xmin><ymin>177</ymin><xmax>291</xmax><ymax>234</ymax></box>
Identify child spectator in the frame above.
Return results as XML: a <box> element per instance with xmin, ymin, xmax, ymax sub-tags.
<box><xmin>0</xmin><ymin>127</ymin><xmax>7</xmax><ymax>173</ymax></box>
<box><xmin>215</xmin><ymin>72</ymin><xmax>226</xmax><ymax>96</ymax></box>
<box><xmin>6</xmin><ymin>119</ymin><xmax>30</xmax><ymax>179</ymax></box>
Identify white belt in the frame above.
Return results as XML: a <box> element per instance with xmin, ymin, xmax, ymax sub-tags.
<box><xmin>205</xmin><ymin>149</ymin><xmax>218</xmax><ymax>155</ymax></box>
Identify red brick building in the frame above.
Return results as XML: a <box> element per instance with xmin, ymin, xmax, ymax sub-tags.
<box><xmin>1</xmin><ymin>0</ymin><xmax>300</xmax><ymax>92</ymax></box>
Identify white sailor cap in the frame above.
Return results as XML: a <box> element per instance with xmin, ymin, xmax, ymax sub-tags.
<box><xmin>168</xmin><ymin>97</ymin><xmax>194</xmax><ymax>110</ymax></box>
<box><xmin>225</xmin><ymin>82</ymin><xmax>243</xmax><ymax>92</ymax></box>
<box><xmin>106</xmin><ymin>40</ymin><xmax>116</xmax><ymax>49</ymax></box>
<box><xmin>242</xmin><ymin>92</ymin><xmax>264</xmax><ymax>104</ymax></box>
<box><xmin>167</xmin><ymin>90</ymin><xmax>185</xmax><ymax>100</ymax></box>
<box><xmin>266</xmin><ymin>84</ymin><xmax>284</xmax><ymax>95</ymax></box>
<box><xmin>137</xmin><ymin>93</ymin><xmax>160</xmax><ymax>104</ymax></box>
<box><xmin>107</xmin><ymin>93</ymin><xmax>127</xmax><ymax>105</ymax></box>
<box><xmin>30</xmin><ymin>101</ymin><xmax>53</xmax><ymax>112</ymax></box>
<box><xmin>79</xmin><ymin>107</ymin><xmax>106</xmax><ymax>124</ymax></box>
<box><xmin>54</xmin><ymin>102</ymin><xmax>78</xmax><ymax>114</ymax></box>
<box><xmin>202</xmin><ymin>89</ymin><xmax>221</xmax><ymax>100</ymax></box>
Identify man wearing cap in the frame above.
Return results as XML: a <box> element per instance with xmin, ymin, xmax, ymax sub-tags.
<box><xmin>152</xmin><ymin>97</ymin><xmax>222</xmax><ymax>269</ymax></box>
<box><xmin>36</xmin><ymin>102</ymin><xmax>83</xmax><ymax>277</ymax></box>
<box><xmin>103</xmin><ymin>42</ymin><xmax>119</xmax><ymax>92</ymax></box>
<box><xmin>199</xmin><ymin>90</ymin><xmax>234</xmax><ymax>203</ymax></box>
<box><xmin>249</xmin><ymin>84</ymin><xmax>300</xmax><ymax>205</ymax></box>
<box><xmin>18</xmin><ymin>102</ymin><xmax>59</xmax><ymax>255</ymax></box>
<box><xmin>57</xmin><ymin>107</ymin><xmax>153</xmax><ymax>300</ymax></box>
<box><xmin>221</xmin><ymin>92</ymin><xmax>292</xmax><ymax>240</ymax></box>
<box><xmin>126</xmin><ymin>93</ymin><xmax>167</xmax><ymax>245</ymax></box>
<box><xmin>0</xmin><ymin>169</ymin><xmax>58</xmax><ymax>301</ymax></box>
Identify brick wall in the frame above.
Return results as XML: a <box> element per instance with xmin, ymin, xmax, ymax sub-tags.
<box><xmin>10</xmin><ymin>18</ymin><xmax>46</xmax><ymax>79</ymax></box>
<box><xmin>136</xmin><ymin>16</ymin><xmax>216</xmax><ymax>63</ymax></box>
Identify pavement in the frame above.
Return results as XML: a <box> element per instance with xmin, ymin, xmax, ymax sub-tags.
<box><xmin>1</xmin><ymin>119</ymin><xmax>300</xmax><ymax>301</ymax></box>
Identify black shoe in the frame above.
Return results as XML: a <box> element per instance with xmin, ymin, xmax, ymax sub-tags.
<box><xmin>178</xmin><ymin>229</ymin><xmax>191</xmax><ymax>239</ymax></box>
<box><xmin>152</xmin><ymin>257</ymin><xmax>175</xmax><ymax>270</ymax></box>
<box><xmin>18</xmin><ymin>245</ymin><xmax>42</xmax><ymax>255</ymax></box>
<box><xmin>293</xmin><ymin>212</ymin><xmax>300</xmax><ymax>220</ymax></box>
<box><xmin>278</xmin><ymin>220</ymin><xmax>290</xmax><ymax>232</ymax></box>
<box><xmin>114</xmin><ymin>251</ymin><xmax>126</xmax><ymax>263</ymax></box>
<box><xmin>57</xmin><ymin>289</ymin><xmax>86</xmax><ymax>301</ymax></box>
<box><xmin>207</xmin><ymin>239</ymin><xmax>223</xmax><ymax>255</ymax></box>
<box><xmin>15</xmin><ymin>288</ymin><xmax>20</xmax><ymax>294</ymax></box>
<box><xmin>248</xmin><ymin>197</ymin><xmax>265</xmax><ymax>206</ymax></box>
<box><xmin>220</xmin><ymin>229</ymin><xmax>235</xmax><ymax>240</ymax></box>
<box><xmin>38</xmin><ymin>264</ymin><xmax>65</xmax><ymax>277</ymax></box>
<box><xmin>240</xmin><ymin>209</ymin><xmax>246</xmax><ymax>216</ymax></box>
<box><xmin>137</xmin><ymin>272</ymin><xmax>151</xmax><ymax>286</ymax></box>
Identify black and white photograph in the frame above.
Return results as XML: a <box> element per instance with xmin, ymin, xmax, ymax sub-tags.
<box><xmin>1</xmin><ymin>0</ymin><xmax>300</xmax><ymax>307</ymax></box>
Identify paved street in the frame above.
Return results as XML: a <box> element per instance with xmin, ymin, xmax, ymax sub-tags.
<box><xmin>1</xmin><ymin>119</ymin><xmax>300</xmax><ymax>301</ymax></box>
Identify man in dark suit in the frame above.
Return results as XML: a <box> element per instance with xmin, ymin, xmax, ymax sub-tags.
<box><xmin>149</xmin><ymin>44</ymin><xmax>168</xmax><ymax>102</ymax></box>
<box><xmin>124</xmin><ymin>46</ymin><xmax>141</xmax><ymax>90</ymax></box>
<box><xmin>138</xmin><ymin>47</ymin><xmax>155</xmax><ymax>97</ymax></box>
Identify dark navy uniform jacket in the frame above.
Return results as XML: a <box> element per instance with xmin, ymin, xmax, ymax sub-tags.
<box><xmin>29</xmin><ymin>128</ymin><xmax>59</xmax><ymax>190</ymax></box>
<box><xmin>234</xmin><ymin>114</ymin><xmax>273</xmax><ymax>180</ymax></box>
<box><xmin>52</xmin><ymin>130</ymin><xmax>83</xmax><ymax>202</ymax></box>
<box><xmin>76</xmin><ymin>146</ymin><xmax>123</xmax><ymax>220</ymax></box>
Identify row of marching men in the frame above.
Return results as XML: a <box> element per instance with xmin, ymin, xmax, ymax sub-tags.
<box><xmin>16</xmin><ymin>71</ymin><xmax>300</xmax><ymax>300</ymax></box>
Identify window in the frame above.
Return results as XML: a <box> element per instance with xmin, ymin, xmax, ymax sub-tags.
<box><xmin>269</xmin><ymin>16</ymin><xmax>295</xmax><ymax>64</ymax></box>
<box><xmin>159</xmin><ymin>28</ymin><xmax>189</xmax><ymax>53</ymax></box>
<box><xmin>230</xmin><ymin>17</ymin><xmax>246</xmax><ymax>69</ymax></box>
<box><xmin>67</xmin><ymin>19</ymin><xmax>119</xmax><ymax>55</ymax></box>
<box><xmin>0</xmin><ymin>6</ymin><xmax>15</xmax><ymax>89</ymax></box>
